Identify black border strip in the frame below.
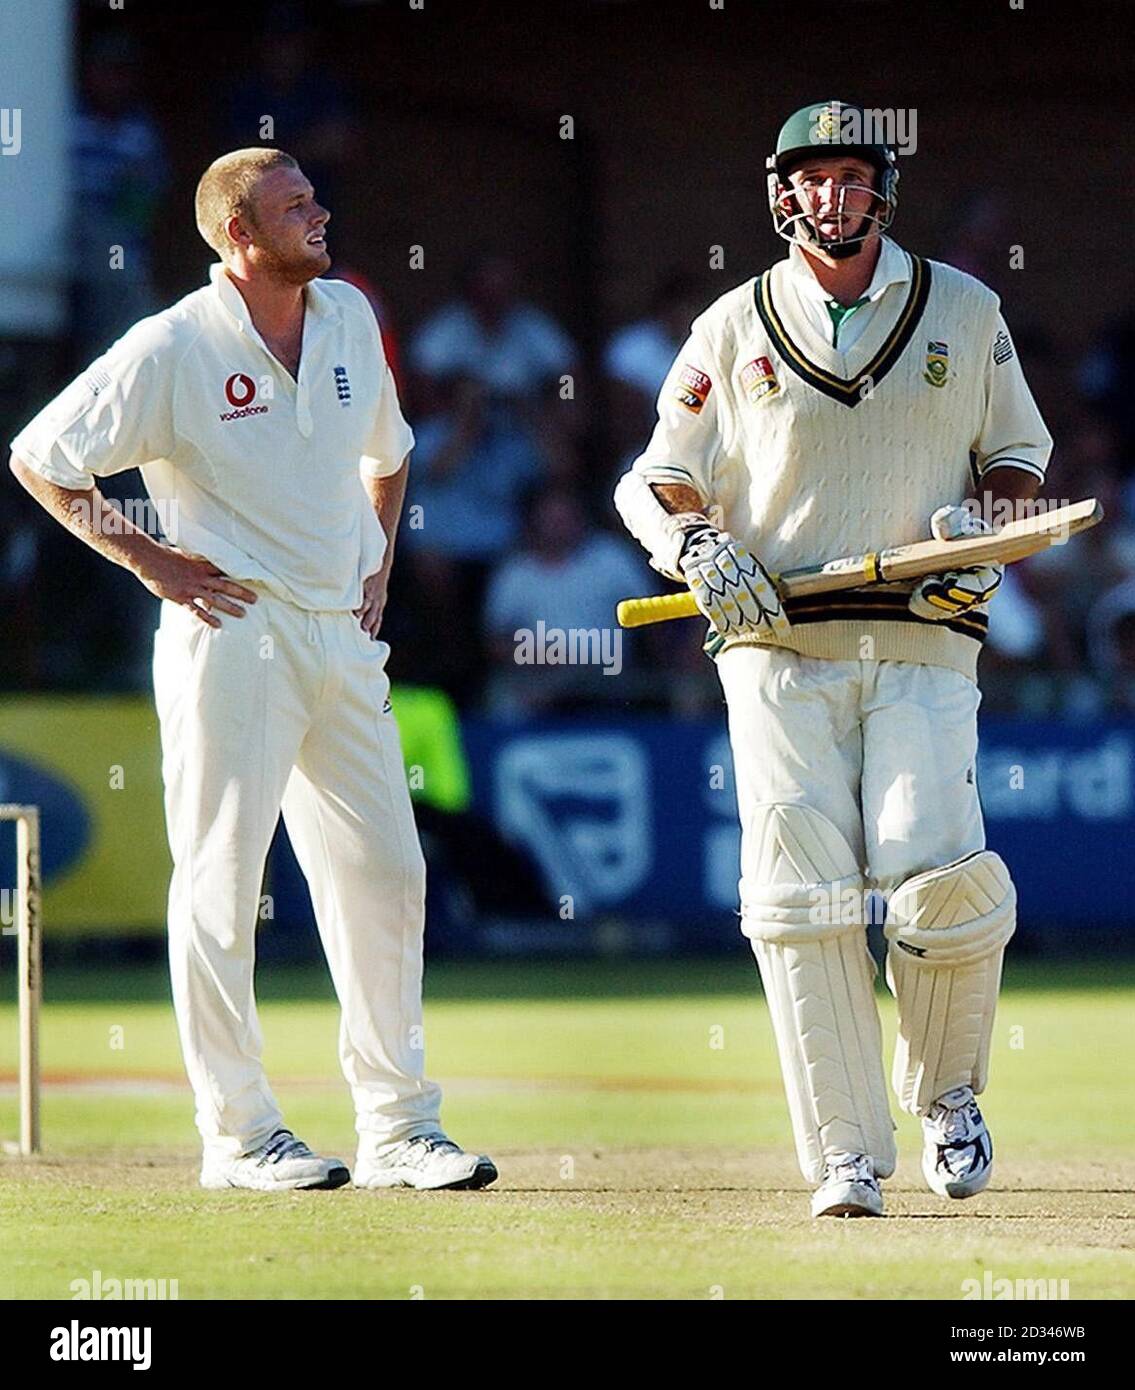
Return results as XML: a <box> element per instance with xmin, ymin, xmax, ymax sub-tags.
<box><xmin>755</xmin><ymin>255</ymin><xmax>932</xmax><ymax>408</ymax></box>
<box><xmin>784</xmin><ymin>589</ymin><xmax>988</xmax><ymax>643</ymax></box>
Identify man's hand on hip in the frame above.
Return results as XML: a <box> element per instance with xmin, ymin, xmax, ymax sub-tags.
<box><xmin>354</xmin><ymin>569</ymin><xmax>389</xmax><ymax>639</ymax></box>
<box><xmin>135</xmin><ymin>545</ymin><xmax>259</xmax><ymax>628</ymax></box>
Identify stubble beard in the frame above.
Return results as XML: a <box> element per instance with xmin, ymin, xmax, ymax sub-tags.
<box><xmin>251</xmin><ymin>238</ymin><xmax>331</xmax><ymax>287</ymax></box>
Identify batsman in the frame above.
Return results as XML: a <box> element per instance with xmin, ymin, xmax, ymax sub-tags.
<box><xmin>615</xmin><ymin>101</ymin><xmax>1052</xmax><ymax>1216</ymax></box>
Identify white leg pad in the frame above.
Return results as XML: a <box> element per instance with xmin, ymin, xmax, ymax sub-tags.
<box><xmin>741</xmin><ymin>804</ymin><xmax>896</xmax><ymax>1185</ymax></box>
<box><xmin>884</xmin><ymin>850</ymin><xmax>1016</xmax><ymax>1116</ymax></box>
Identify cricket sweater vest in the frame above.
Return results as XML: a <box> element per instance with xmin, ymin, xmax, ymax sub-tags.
<box><xmin>635</xmin><ymin>252</ymin><xmax>1009</xmax><ymax>681</ymax></box>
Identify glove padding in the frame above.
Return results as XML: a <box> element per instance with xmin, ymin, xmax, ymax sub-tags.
<box><xmin>908</xmin><ymin>504</ymin><xmax>1003</xmax><ymax>621</ymax></box>
<box><xmin>678</xmin><ymin>526</ymin><xmax>791</xmax><ymax>639</ymax></box>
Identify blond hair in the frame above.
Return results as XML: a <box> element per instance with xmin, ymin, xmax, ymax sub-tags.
<box><xmin>194</xmin><ymin>148</ymin><xmax>299</xmax><ymax>256</ymax></box>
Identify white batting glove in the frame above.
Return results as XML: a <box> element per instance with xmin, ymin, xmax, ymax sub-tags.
<box><xmin>677</xmin><ymin>524</ymin><xmax>791</xmax><ymax>639</ymax></box>
<box><xmin>908</xmin><ymin>504</ymin><xmax>1003</xmax><ymax>621</ymax></box>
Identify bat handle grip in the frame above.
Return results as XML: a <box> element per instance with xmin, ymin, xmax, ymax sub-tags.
<box><xmin>617</xmin><ymin>591</ymin><xmax>701</xmax><ymax>628</ymax></box>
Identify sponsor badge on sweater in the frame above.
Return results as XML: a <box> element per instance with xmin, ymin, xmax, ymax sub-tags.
<box><xmin>674</xmin><ymin>364</ymin><xmax>712</xmax><ymax>414</ymax></box>
<box><xmin>741</xmin><ymin>356</ymin><xmax>780</xmax><ymax>403</ymax></box>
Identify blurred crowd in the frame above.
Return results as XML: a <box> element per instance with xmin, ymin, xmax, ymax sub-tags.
<box><xmin>4</xmin><ymin>21</ymin><xmax>1135</xmax><ymax>720</ymax></box>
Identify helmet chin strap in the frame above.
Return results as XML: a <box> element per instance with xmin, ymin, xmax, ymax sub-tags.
<box><xmin>795</xmin><ymin>217</ymin><xmax>873</xmax><ymax>260</ymax></box>
<box><xmin>815</xmin><ymin>234</ymin><xmax>867</xmax><ymax>261</ymax></box>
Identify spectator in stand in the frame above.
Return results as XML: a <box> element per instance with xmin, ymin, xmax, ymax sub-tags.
<box><xmin>409</xmin><ymin>252</ymin><xmax>578</xmax><ymax>419</ymax></box>
<box><xmin>226</xmin><ymin>8</ymin><xmax>358</xmax><ymax>221</ymax></box>
<box><xmin>68</xmin><ymin>32</ymin><xmax>166</xmax><ymax>686</ymax></box>
<box><xmin>980</xmin><ymin>566</ymin><xmax>1047</xmax><ymax>667</ymax></box>
<box><xmin>942</xmin><ymin>192</ymin><xmax>1014</xmax><ymax>300</ymax></box>
<box><xmin>604</xmin><ymin>270</ymin><xmax>706</xmax><ymax>458</ymax></box>
<box><xmin>0</xmin><ymin>471</ymin><xmax>152</xmax><ymax>691</ymax></box>
<box><xmin>388</xmin><ymin>373</ymin><xmax>543</xmax><ymax>703</ymax></box>
<box><xmin>1021</xmin><ymin>410</ymin><xmax>1134</xmax><ymax>675</ymax></box>
<box><xmin>1080</xmin><ymin>307</ymin><xmax>1135</xmax><ymax>467</ymax></box>
<box><xmin>1086</xmin><ymin>578</ymin><xmax>1135</xmax><ymax>712</ymax></box>
<box><xmin>72</xmin><ymin>33</ymin><xmax>167</xmax><ymax>362</ymax></box>
<box><xmin>482</xmin><ymin>485</ymin><xmax>652</xmax><ymax>714</ymax></box>
<box><xmin>1005</xmin><ymin>325</ymin><xmax>1076</xmax><ymax>455</ymax></box>
<box><xmin>403</xmin><ymin>374</ymin><xmax>542</xmax><ymax>568</ymax></box>
<box><xmin>971</xmin><ymin>564</ymin><xmax>1058</xmax><ymax>715</ymax></box>
<box><xmin>0</xmin><ymin>478</ymin><xmax>44</xmax><ymax>688</ymax></box>
<box><xmin>381</xmin><ymin>555</ymin><xmax>483</xmax><ymax>709</ymax></box>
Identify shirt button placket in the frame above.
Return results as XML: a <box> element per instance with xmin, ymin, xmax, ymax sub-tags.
<box><xmin>296</xmin><ymin>378</ymin><xmax>313</xmax><ymax>437</ymax></box>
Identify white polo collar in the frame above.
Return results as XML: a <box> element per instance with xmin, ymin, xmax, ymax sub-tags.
<box><xmin>786</xmin><ymin>234</ymin><xmax>911</xmax><ymax>305</ymax></box>
<box><xmin>208</xmin><ymin>263</ymin><xmax>340</xmax><ymax>333</ymax></box>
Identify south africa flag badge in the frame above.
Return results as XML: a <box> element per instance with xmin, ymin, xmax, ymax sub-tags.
<box><xmin>924</xmin><ymin>340</ymin><xmax>949</xmax><ymax>389</ymax></box>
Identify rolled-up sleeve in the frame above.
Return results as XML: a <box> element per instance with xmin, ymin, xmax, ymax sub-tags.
<box><xmin>973</xmin><ymin>313</ymin><xmax>1052</xmax><ymax>483</ymax></box>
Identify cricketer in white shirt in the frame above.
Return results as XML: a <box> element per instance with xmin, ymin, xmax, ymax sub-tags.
<box><xmin>13</xmin><ymin>263</ymin><xmax>411</xmax><ymax>610</ymax></box>
<box><xmin>10</xmin><ymin>152</ymin><xmax>495</xmax><ymax>1192</ymax></box>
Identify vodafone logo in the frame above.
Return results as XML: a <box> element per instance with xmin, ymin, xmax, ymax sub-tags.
<box><xmin>220</xmin><ymin>372</ymin><xmax>269</xmax><ymax>422</ymax></box>
<box><xmin>224</xmin><ymin>373</ymin><xmax>256</xmax><ymax>407</ymax></box>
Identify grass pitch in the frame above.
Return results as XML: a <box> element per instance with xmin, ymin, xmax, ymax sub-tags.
<box><xmin>1</xmin><ymin>956</ymin><xmax>1133</xmax><ymax>1299</ymax></box>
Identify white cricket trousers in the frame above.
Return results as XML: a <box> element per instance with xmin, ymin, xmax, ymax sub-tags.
<box><xmin>717</xmin><ymin>645</ymin><xmax>989</xmax><ymax>1182</ymax></box>
<box><xmin>718</xmin><ymin>646</ymin><xmax>985</xmax><ymax>892</ymax></box>
<box><xmin>152</xmin><ymin>585</ymin><xmax>442</xmax><ymax>1159</ymax></box>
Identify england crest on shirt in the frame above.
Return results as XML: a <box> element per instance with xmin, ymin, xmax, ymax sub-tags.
<box><xmin>333</xmin><ymin>365</ymin><xmax>351</xmax><ymax>406</ymax></box>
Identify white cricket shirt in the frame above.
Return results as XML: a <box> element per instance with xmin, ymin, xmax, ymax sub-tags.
<box><xmin>11</xmin><ymin>265</ymin><xmax>414</xmax><ymax>611</ymax></box>
<box><xmin>783</xmin><ymin>235</ymin><xmax>913</xmax><ymax>352</ymax></box>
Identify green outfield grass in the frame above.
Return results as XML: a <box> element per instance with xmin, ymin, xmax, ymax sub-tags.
<box><xmin>1</xmin><ymin>955</ymin><xmax>1133</xmax><ymax>1299</ymax></box>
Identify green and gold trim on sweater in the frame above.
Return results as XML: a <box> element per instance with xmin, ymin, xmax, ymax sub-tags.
<box><xmin>755</xmin><ymin>255</ymin><xmax>932</xmax><ymax>407</ymax></box>
<box><xmin>717</xmin><ymin>584</ymin><xmax>987</xmax><ymax>682</ymax></box>
<box><xmin>782</xmin><ymin>585</ymin><xmax>988</xmax><ymax>642</ymax></box>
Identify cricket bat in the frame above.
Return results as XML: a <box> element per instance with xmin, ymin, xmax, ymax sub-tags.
<box><xmin>616</xmin><ymin>497</ymin><xmax>1103</xmax><ymax>629</ymax></box>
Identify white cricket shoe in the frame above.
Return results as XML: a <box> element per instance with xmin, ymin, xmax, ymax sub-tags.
<box><xmin>811</xmin><ymin>1151</ymin><xmax>884</xmax><ymax>1218</ymax></box>
<box><xmin>922</xmin><ymin>1085</ymin><xmax>993</xmax><ymax>1199</ymax></box>
<box><xmin>354</xmin><ymin>1131</ymin><xmax>498</xmax><ymax>1191</ymax></box>
<box><xmin>200</xmin><ymin>1128</ymin><xmax>350</xmax><ymax>1192</ymax></box>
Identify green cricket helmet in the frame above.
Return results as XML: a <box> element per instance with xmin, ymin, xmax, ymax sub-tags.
<box><xmin>766</xmin><ymin>100</ymin><xmax>899</xmax><ymax>259</ymax></box>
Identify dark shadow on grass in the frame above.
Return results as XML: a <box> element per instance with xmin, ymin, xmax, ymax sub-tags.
<box><xmin>8</xmin><ymin>953</ymin><xmax>1135</xmax><ymax>1005</ymax></box>
<box><xmin>15</xmin><ymin>956</ymin><xmax>762</xmax><ymax>1004</ymax></box>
